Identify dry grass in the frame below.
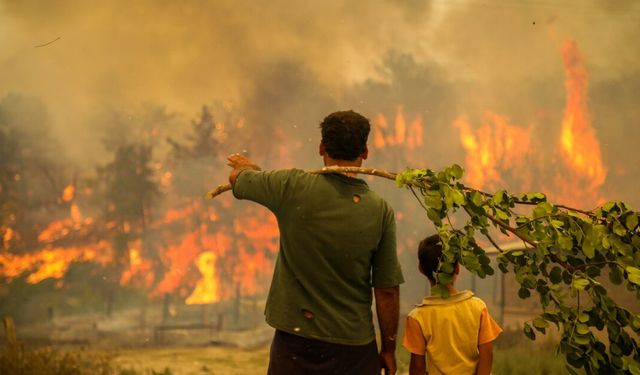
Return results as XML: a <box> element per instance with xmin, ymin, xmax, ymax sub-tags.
<box><xmin>112</xmin><ymin>346</ymin><xmax>270</xmax><ymax>375</ymax></box>
<box><xmin>0</xmin><ymin>340</ymin><xmax>569</xmax><ymax>375</ymax></box>
<box><xmin>0</xmin><ymin>345</ymin><xmax>114</xmax><ymax>375</ymax></box>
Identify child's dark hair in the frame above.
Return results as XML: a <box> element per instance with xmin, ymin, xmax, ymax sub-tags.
<box><xmin>418</xmin><ymin>234</ymin><xmax>446</xmax><ymax>283</ymax></box>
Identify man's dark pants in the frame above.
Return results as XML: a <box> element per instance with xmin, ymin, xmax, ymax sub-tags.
<box><xmin>267</xmin><ymin>330</ymin><xmax>381</xmax><ymax>375</ymax></box>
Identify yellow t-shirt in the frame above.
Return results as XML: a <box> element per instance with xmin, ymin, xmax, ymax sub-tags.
<box><xmin>402</xmin><ymin>290</ymin><xmax>502</xmax><ymax>375</ymax></box>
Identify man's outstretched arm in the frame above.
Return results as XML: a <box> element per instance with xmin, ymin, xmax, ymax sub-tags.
<box><xmin>375</xmin><ymin>286</ymin><xmax>400</xmax><ymax>375</ymax></box>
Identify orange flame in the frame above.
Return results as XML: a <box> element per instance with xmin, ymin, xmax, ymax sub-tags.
<box><xmin>372</xmin><ymin>106</ymin><xmax>423</xmax><ymax>150</ymax></box>
<box><xmin>119</xmin><ymin>240</ymin><xmax>154</xmax><ymax>287</ymax></box>
<box><xmin>454</xmin><ymin>112</ymin><xmax>532</xmax><ymax>191</ymax></box>
<box><xmin>0</xmin><ymin>241</ymin><xmax>112</xmax><ymax>284</ymax></box>
<box><xmin>557</xmin><ymin>39</ymin><xmax>606</xmax><ymax>204</ymax></box>
<box><xmin>230</xmin><ymin>209</ymin><xmax>278</xmax><ymax>296</ymax></box>
<box><xmin>2</xmin><ymin>227</ymin><xmax>14</xmax><ymax>248</ymax></box>
<box><xmin>454</xmin><ymin>39</ymin><xmax>606</xmax><ymax>209</ymax></box>
<box><xmin>62</xmin><ymin>184</ymin><xmax>75</xmax><ymax>202</ymax></box>
<box><xmin>185</xmin><ymin>251</ymin><xmax>220</xmax><ymax>304</ymax></box>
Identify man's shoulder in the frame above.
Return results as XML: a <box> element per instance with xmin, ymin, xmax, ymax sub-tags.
<box><xmin>362</xmin><ymin>187</ymin><xmax>394</xmax><ymax>210</ymax></box>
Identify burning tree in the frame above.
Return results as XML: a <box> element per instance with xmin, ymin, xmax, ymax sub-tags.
<box><xmin>95</xmin><ymin>143</ymin><xmax>159</xmax><ymax>315</ymax></box>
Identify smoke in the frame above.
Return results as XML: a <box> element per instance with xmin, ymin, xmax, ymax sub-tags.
<box><xmin>0</xmin><ymin>0</ymin><xmax>431</xmax><ymax>163</ymax></box>
<box><xmin>1</xmin><ymin>0</ymin><xmax>639</xmax><ymax>203</ymax></box>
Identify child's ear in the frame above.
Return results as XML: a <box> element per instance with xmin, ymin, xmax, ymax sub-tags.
<box><xmin>454</xmin><ymin>263</ymin><xmax>460</xmax><ymax>275</ymax></box>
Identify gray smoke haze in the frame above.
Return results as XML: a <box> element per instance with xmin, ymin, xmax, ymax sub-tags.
<box><xmin>1</xmin><ymin>0</ymin><xmax>639</xmax><ymax>204</ymax></box>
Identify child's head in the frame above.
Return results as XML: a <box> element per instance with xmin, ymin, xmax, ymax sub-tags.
<box><xmin>418</xmin><ymin>234</ymin><xmax>459</xmax><ymax>285</ymax></box>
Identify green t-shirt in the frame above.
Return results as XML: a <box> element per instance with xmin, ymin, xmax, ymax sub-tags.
<box><xmin>233</xmin><ymin>168</ymin><xmax>404</xmax><ymax>345</ymax></box>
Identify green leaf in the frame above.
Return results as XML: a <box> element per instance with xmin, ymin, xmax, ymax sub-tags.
<box><xmin>602</xmin><ymin>201</ymin><xmax>616</xmax><ymax>212</ymax></box>
<box><xmin>609</xmin><ymin>266</ymin><xmax>623</xmax><ymax>285</ymax></box>
<box><xmin>449</xmin><ymin>164</ymin><xmax>464</xmax><ymax>179</ymax></box>
<box><xmin>451</xmin><ymin>189</ymin><xmax>465</xmax><ymax>206</ymax></box>
<box><xmin>549</xmin><ymin>267</ymin><xmax>563</xmax><ymax>284</ymax></box>
<box><xmin>626</xmin><ymin>213</ymin><xmax>639</xmax><ymax>231</ymax></box>
<box><xmin>602</xmin><ymin>235</ymin><xmax>611</xmax><ymax>249</ymax></box>
<box><xmin>575</xmin><ymin>323</ymin><xmax>590</xmax><ymax>335</ymax></box>
<box><xmin>495</xmin><ymin>208</ymin><xmax>510</xmax><ymax>221</ymax></box>
<box><xmin>613</xmin><ymin>220</ymin><xmax>627</xmax><ymax>236</ymax></box>
<box><xmin>436</xmin><ymin>272</ymin><xmax>453</xmax><ymax>285</ymax></box>
<box><xmin>533</xmin><ymin>317</ymin><xmax>549</xmax><ymax>329</ymax></box>
<box><xmin>533</xmin><ymin>206</ymin><xmax>547</xmax><ymax>219</ymax></box>
<box><xmin>492</xmin><ymin>191</ymin><xmax>505</xmax><ymax>205</ymax></box>
<box><xmin>626</xmin><ymin>266</ymin><xmax>640</xmax><ymax>286</ymax></box>
<box><xmin>582</xmin><ymin>243</ymin><xmax>595</xmax><ymax>259</ymax></box>
<box><xmin>527</xmin><ymin>192</ymin><xmax>546</xmax><ymax>203</ymax></box>
<box><xmin>424</xmin><ymin>191</ymin><xmax>443</xmax><ymax>210</ymax></box>
<box><xmin>629</xmin><ymin>361</ymin><xmax>640</xmax><ymax>375</ymax></box>
<box><xmin>523</xmin><ymin>322</ymin><xmax>536</xmax><ymax>340</ymax></box>
<box><xmin>498</xmin><ymin>262</ymin><xmax>508</xmax><ymax>273</ymax></box>
<box><xmin>558</xmin><ymin>236</ymin><xmax>573</xmax><ymax>251</ymax></box>
<box><xmin>426</xmin><ymin>208</ymin><xmax>442</xmax><ymax>227</ymax></box>
<box><xmin>439</xmin><ymin>263</ymin><xmax>454</xmax><ymax>273</ymax></box>
<box><xmin>518</xmin><ymin>287</ymin><xmax>531</xmax><ymax>299</ymax></box>
<box><xmin>578</xmin><ymin>312</ymin><xmax>590</xmax><ymax>323</ymax></box>
<box><xmin>431</xmin><ymin>284</ymin><xmax>448</xmax><ymax>298</ymax></box>
<box><xmin>572</xmin><ymin>278</ymin><xmax>589</xmax><ymax>290</ymax></box>
<box><xmin>468</xmin><ymin>191</ymin><xmax>482</xmax><ymax>207</ymax></box>
<box><xmin>573</xmin><ymin>335</ymin><xmax>590</xmax><ymax>345</ymax></box>
<box><xmin>481</xmin><ymin>265</ymin><xmax>494</xmax><ymax>276</ymax></box>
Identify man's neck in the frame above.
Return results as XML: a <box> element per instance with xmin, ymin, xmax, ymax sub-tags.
<box><xmin>323</xmin><ymin>156</ymin><xmax>363</xmax><ymax>177</ymax></box>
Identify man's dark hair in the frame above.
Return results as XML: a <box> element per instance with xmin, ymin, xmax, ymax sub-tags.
<box><xmin>319</xmin><ymin>110</ymin><xmax>370</xmax><ymax>161</ymax></box>
<box><xmin>418</xmin><ymin>234</ymin><xmax>446</xmax><ymax>283</ymax></box>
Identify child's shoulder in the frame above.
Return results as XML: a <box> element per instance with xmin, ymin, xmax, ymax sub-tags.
<box><xmin>411</xmin><ymin>291</ymin><xmax>488</xmax><ymax>311</ymax></box>
<box><xmin>468</xmin><ymin>295</ymin><xmax>489</xmax><ymax>310</ymax></box>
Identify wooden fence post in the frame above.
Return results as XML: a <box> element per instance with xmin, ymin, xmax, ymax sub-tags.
<box><xmin>3</xmin><ymin>316</ymin><xmax>17</xmax><ymax>350</ymax></box>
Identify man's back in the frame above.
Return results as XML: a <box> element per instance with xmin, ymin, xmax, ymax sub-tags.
<box><xmin>233</xmin><ymin>168</ymin><xmax>402</xmax><ymax>345</ymax></box>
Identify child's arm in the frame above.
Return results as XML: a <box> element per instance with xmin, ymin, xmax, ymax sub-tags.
<box><xmin>477</xmin><ymin>307</ymin><xmax>502</xmax><ymax>375</ymax></box>
<box><xmin>409</xmin><ymin>353</ymin><xmax>427</xmax><ymax>375</ymax></box>
<box><xmin>476</xmin><ymin>341</ymin><xmax>493</xmax><ymax>375</ymax></box>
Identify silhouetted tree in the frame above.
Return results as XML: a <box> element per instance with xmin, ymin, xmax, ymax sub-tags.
<box><xmin>96</xmin><ymin>143</ymin><xmax>159</xmax><ymax>315</ymax></box>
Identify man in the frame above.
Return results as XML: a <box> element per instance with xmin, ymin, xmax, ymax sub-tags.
<box><xmin>227</xmin><ymin>110</ymin><xmax>404</xmax><ymax>374</ymax></box>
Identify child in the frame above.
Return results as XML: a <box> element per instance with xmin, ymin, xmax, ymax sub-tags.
<box><xmin>402</xmin><ymin>234</ymin><xmax>503</xmax><ymax>374</ymax></box>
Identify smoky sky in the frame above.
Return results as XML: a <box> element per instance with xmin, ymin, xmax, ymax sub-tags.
<box><xmin>1</xmin><ymin>0</ymin><xmax>639</xmax><ymax>203</ymax></box>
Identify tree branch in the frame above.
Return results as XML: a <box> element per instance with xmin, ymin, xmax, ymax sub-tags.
<box><xmin>205</xmin><ymin>166</ymin><xmax>398</xmax><ymax>200</ymax></box>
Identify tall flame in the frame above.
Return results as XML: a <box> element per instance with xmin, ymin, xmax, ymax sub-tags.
<box><xmin>185</xmin><ymin>251</ymin><xmax>220</xmax><ymax>305</ymax></box>
<box><xmin>557</xmin><ymin>39</ymin><xmax>606</xmax><ymax>203</ymax></box>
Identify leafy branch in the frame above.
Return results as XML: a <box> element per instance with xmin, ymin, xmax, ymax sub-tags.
<box><xmin>396</xmin><ymin>165</ymin><xmax>640</xmax><ymax>374</ymax></box>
